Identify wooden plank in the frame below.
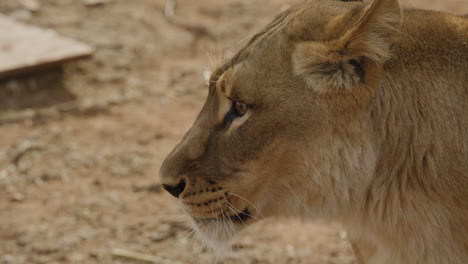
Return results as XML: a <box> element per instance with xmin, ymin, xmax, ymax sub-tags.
<box><xmin>0</xmin><ymin>15</ymin><xmax>94</xmax><ymax>80</ymax></box>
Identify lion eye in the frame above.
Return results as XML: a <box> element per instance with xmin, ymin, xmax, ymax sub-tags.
<box><xmin>223</xmin><ymin>100</ymin><xmax>249</xmax><ymax>126</ymax></box>
<box><xmin>234</xmin><ymin>101</ymin><xmax>247</xmax><ymax>116</ymax></box>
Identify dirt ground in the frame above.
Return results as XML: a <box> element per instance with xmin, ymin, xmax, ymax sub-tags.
<box><xmin>0</xmin><ymin>1</ymin><xmax>466</xmax><ymax>264</ymax></box>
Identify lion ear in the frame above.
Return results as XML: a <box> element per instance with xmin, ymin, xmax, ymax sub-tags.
<box><xmin>293</xmin><ymin>0</ymin><xmax>401</xmax><ymax>93</ymax></box>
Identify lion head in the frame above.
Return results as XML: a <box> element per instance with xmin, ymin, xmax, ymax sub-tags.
<box><xmin>160</xmin><ymin>0</ymin><xmax>401</xmax><ymax>254</ymax></box>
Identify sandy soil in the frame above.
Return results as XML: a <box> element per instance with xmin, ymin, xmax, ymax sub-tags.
<box><xmin>0</xmin><ymin>0</ymin><xmax>466</xmax><ymax>263</ymax></box>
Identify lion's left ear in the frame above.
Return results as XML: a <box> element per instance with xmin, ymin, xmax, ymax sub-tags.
<box><xmin>293</xmin><ymin>0</ymin><xmax>401</xmax><ymax>93</ymax></box>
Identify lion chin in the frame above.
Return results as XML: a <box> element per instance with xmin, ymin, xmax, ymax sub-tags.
<box><xmin>189</xmin><ymin>216</ymin><xmax>247</xmax><ymax>259</ymax></box>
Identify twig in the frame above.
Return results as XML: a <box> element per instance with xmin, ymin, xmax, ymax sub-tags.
<box><xmin>11</xmin><ymin>141</ymin><xmax>41</xmax><ymax>167</ymax></box>
<box><xmin>111</xmin><ymin>248</ymin><xmax>183</xmax><ymax>264</ymax></box>
<box><xmin>167</xmin><ymin>18</ymin><xmax>215</xmax><ymax>40</ymax></box>
<box><xmin>163</xmin><ymin>0</ymin><xmax>215</xmax><ymax>41</ymax></box>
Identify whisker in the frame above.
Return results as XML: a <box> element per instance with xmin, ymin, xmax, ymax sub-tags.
<box><xmin>225</xmin><ymin>200</ymin><xmax>259</xmax><ymax>221</ymax></box>
<box><xmin>225</xmin><ymin>203</ymin><xmax>249</xmax><ymax>229</ymax></box>
<box><xmin>178</xmin><ymin>222</ymin><xmax>200</xmax><ymax>262</ymax></box>
<box><xmin>202</xmin><ymin>48</ymin><xmax>216</xmax><ymax>69</ymax></box>
<box><xmin>182</xmin><ymin>237</ymin><xmax>195</xmax><ymax>261</ymax></box>
<box><xmin>226</xmin><ymin>192</ymin><xmax>265</xmax><ymax>219</ymax></box>
<box><xmin>217</xmin><ymin>202</ymin><xmax>235</xmax><ymax>264</ymax></box>
<box><xmin>226</xmin><ymin>205</ymin><xmax>239</xmax><ymax>263</ymax></box>
<box><xmin>184</xmin><ymin>228</ymin><xmax>196</xmax><ymax>240</ymax></box>
<box><xmin>282</xmin><ymin>182</ymin><xmax>314</xmax><ymax>218</ymax></box>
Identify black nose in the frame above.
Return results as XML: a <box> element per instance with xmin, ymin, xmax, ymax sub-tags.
<box><xmin>162</xmin><ymin>179</ymin><xmax>186</xmax><ymax>198</ymax></box>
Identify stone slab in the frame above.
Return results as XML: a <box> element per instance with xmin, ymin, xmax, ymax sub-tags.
<box><xmin>0</xmin><ymin>14</ymin><xmax>93</xmax><ymax>80</ymax></box>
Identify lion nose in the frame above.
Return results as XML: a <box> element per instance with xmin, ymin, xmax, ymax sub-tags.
<box><xmin>162</xmin><ymin>179</ymin><xmax>186</xmax><ymax>198</ymax></box>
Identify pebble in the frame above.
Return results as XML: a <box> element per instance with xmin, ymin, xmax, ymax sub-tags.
<box><xmin>20</xmin><ymin>0</ymin><xmax>40</xmax><ymax>12</ymax></box>
<box><xmin>16</xmin><ymin>236</ymin><xmax>30</xmax><ymax>247</ymax></box>
<box><xmin>83</xmin><ymin>0</ymin><xmax>109</xmax><ymax>6</ymax></box>
<box><xmin>68</xmin><ymin>253</ymin><xmax>86</xmax><ymax>262</ymax></box>
<box><xmin>339</xmin><ymin>231</ymin><xmax>348</xmax><ymax>239</ymax></box>
<box><xmin>2</xmin><ymin>255</ymin><xmax>14</xmax><ymax>264</ymax></box>
<box><xmin>150</xmin><ymin>230</ymin><xmax>173</xmax><ymax>242</ymax></box>
<box><xmin>89</xmin><ymin>251</ymin><xmax>99</xmax><ymax>259</ymax></box>
<box><xmin>9</xmin><ymin>9</ymin><xmax>32</xmax><ymax>22</ymax></box>
<box><xmin>11</xmin><ymin>192</ymin><xmax>25</xmax><ymax>202</ymax></box>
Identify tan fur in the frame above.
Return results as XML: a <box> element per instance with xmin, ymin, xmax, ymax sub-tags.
<box><xmin>160</xmin><ymin>0</ymin><xmax>468</xmax><ymax>263</ymax></box>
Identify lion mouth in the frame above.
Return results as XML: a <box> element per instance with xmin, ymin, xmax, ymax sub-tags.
<box><xmin>230</xmin><ymin>208</ymin><xmax>251</xmax><ymax>223</ymax></box>
<box><xmin>194</xmin><ymin>208</ymin><xmax>251</xmax><ymax>224</ymax></box>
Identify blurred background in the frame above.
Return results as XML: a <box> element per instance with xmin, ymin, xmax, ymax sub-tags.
<box><xmin>0</xmin><ymin>0</ymin><xmax>466</xmax><ymax>263</ymax></box>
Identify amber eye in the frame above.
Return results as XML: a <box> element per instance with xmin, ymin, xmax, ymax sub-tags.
<box><xmin>234</xmin><ymin>101</ymin><xmax>247</xmax><ymax>116</ymax></box>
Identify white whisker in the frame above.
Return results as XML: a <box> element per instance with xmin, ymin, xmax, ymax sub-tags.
<box><xmin>217</xmin><ymin>201</ymin><xmax>234</xmax><ymax>263</ymax></box>
<box><xmin>227</xmin><ymin>192</ymin><xmax>265</xmax><ymax>219</ymax></box>
<box><xmin>225</xmin><ymin>203</ymin><xmax>249</xmax><ymax>229</ymax></box>
<box><xmin>202</xmin><ymin>48</ymin><xmax>217</xmax><ymax>69</ymax></box>
<box><xmin>283</xmin><ymin>183</ymin><xmax>314</xmax><ymax>218</ymax></box>
<box><xmin>184</xmin><ymin>228</ymin><xmax>196</xmax><ymax>240</ymax></box>
<box><xmin>225</xmin><ymin>200</ymin><xmax>259</xmax><ymax>221</ymax></box>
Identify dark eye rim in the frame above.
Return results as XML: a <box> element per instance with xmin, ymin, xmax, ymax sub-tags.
<box><xmin>222</xmin><ymin>98</ymin><xmax>253</xmax><ymax>126</ymax></box>
<box><xmin>234</xmin><ymin>101</ymin><xmax>247</xmax><ymax>116</ymax></box>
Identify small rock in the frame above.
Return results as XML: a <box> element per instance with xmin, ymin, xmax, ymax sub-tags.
<box><xmin>92</xmin><ymin>179</ymin><xmax>102</xmax><ymax>186</ymax></box>
<box><xmin>132</xmin><ymin>182</ymin><xmax>147</xmax><ymax>192</ymax></box>
<box><xmin>33</xmin><ymin>243</ymin><xmax>59</xmax><ymax>255</ymax></box>
<box><xmin>2</xmin><ymin>255</ymin><xmax>14</xmax><ymax>264</ymax></box>
<box><xmin>9</xmin><ymin>9</ymin><xmax>32</xmax><ymax>22</ymax></box>
<box><xmin>34</xmin><ymin>176</ymin><xmax>44</xmax><ymax>186</ymax></box>
<box><xmin>20</xmin><ymin>0</ymin><xmax>40</xmax><ymax>12</ymax></box>
<box><xmin>150</xmin><ymin>231</ymin><xmax>173</xmax><ymax>242</ymax></box>
<box><xmin>0</xmin><ymin>170</ymin><xmax>8</xmax><ymax>179</ymax></box>
<box><xmin>132</xmin><ymin>182</ymin><xmax>161</xmax><ymax>193</ymax></box>
<box><xmin>286</xmin><ymin>244</ymin><xmax>296</xmax><ymax>257</ymax></box>
<box><xmin>11</xmin><ymin>193</ymin><xmax>24</xmax><ymax>202</ymax></box>
<box><xmin>339</xmin><ymin>231</ymin><xmax>348</xmax><ymax>239</ymax></box>
<box><xmin>16</xmin><ymin>236</ymin><xmax>30</xmax><ymax>247</ymax></box>
<box><xmin>89</xmin><ymin>251</ymin><xmax>99</xmax><ymax>259</ymax></box>
<box><xmin>83</xmin><ymin>0</ymin><xmax>109</xmax><ymax>6</ymax></box>
<box><xmin>69</xmin><ymin>253</ymin><xmax>86</xmax><ymax>262</ymax></box>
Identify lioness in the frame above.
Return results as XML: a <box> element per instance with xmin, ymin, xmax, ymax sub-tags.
<box><xmin>159</xmin><ymin>0</ymin><xmax>468</xmax><ymax>263</ymax></box>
